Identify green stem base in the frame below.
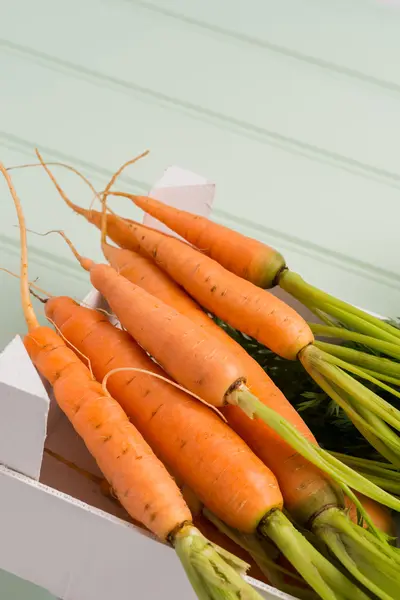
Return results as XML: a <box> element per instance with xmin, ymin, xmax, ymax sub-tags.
<box><xmin>203</xmin><ymin>508</ymin><xmax>318</xmax><ymax>600</ymax></box>
<box><xmin>310</xmin><ymin>323</ymin><xmax>400</xmax><ymax>361</ymax></box>
<box><xmin>173</xmin><ymin>524</ymin><xmax>263</xmax><ymax>600</ymax></box>
<box><xmin>228</xmin><ymin>384</ymin><xmax>400</xmax><ymax>525</ymax></box>
<box><xmin>312</xmin><ymin>507</ymin><xmax>400</xmax><ymax>600</ymax></box>
<box><xmin>300</xmin><ymin>345</ymin><xmax>400</xmax><ymax>467</ymax></box>
<box><xmin>279</xmin><ymin>270</ymin><xmax>400</xmax><ymax>345</ymax></box>
<box><xmin>259</xmin><ymin>509</ymin><xmax>369</xmax><ymax>600</ymax></box>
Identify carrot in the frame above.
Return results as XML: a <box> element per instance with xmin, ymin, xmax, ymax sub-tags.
<box><xmin>45</xmin><ymin>297</ymin><xmax>371</xmax><ymax>600</ymax></box>
<box><xmin>109</xmin><ymin>192</ymin><xmax>286</xmax><ymax>289</ymax></box>
<box><xmin>0</xmin><ymin>163</ymin><xmax>271</xmax><ymax>600</ymax></box>
<box><xmin>113</xmin><ymin>192</ymin><xmax>400</xmax><ymax>353</ymax></box>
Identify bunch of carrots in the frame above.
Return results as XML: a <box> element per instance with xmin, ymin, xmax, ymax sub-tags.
<box><xmin>2</xmin><ymin>148</ymin><xmax>400</xmax><ymax>600</ymax></box>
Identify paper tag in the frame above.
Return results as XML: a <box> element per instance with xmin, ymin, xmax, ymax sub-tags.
<box><xmin>143</xmin><ymin>165</ymin><xmax>215</xmax><ymax>238</ymax></box>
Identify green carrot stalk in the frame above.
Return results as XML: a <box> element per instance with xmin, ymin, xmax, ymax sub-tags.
<box><xmin>310</xmin><ymin>324</ymin><xmax>400</xmax><ymax>360</ymax></box>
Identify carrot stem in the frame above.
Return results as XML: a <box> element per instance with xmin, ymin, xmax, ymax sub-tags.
<box><xmin>355</xmin><ymin>367</ymin><xmax>400</xmax><ymax>387</ymax></box>
<box><xmin>314</xmin><ymin>340</ymin><xmax>400</xmax><ymax>380</ymax></box>
<box><xmin>308</xmin><ymin>349</ymin><xmax>400</xmax><ymax>431</ymax></box>
<box><xmin>228</xmin><ymin>385</ymin><xmax>400</xmax><ymax>518</ymax></box>
<box><xmin>313</xmin><ymin>345</ymin><xmax>400</xmax><ymax>402</ymax></box>
<box><xmin>329</xmin><ymin>453</ymin><xmax>400</xmax><ymax>495</ymax></box>
<box><xmin>259</xmin><ymin>510</ymin><xmax>368</xmax><ymax>600</ymax></box>
<box><xmin>203</xmin><ymin>509</ymin><xmax>305</xmax><ymax>586</ymax></box>
<box><xmin>310</xmin><ymin>324</ymin><xmax>400</xmax><ymax>360</ymax></box>
<box><xmin>173</xmin><ymin>525</ymin><xmax>261</xmax><ymax>600</ymax></box>
<box><xmin>312</xmin><ymin>507</ymin><xmax>400</xmax><ymax>600</ymax></box>
<box><xmin>306</xmin><ymin>366</ymin><xmax>400</xmax><ymax>468</ymax></box>
<box><xmin>279</xmin><ymin>271</ymin><xmax>400</xmax><ymax>344</ymax></box>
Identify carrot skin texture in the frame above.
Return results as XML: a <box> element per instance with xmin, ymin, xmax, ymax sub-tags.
<box><xmin>102</xmin><ymin>243</ymin><xmax>339</xmax><ymax>523</ymax></box>
<box><xmin>24</xmin><ymin>326</ymin><xmax>191</xmax><ymax>541</ymax></box>
<box><xmin>88</xmin><ymin>263</ymin><xmax>245</xmax><ymax>406</ymax></box>
<box><xmin>71</xmin><ymin>204</ymin><xmax>146</xmax><ymax>255</ymax></box>
<box><xmin>46</xmin><ymin>297</ymin><xmax>284</xmax><ymax>533</ymax></box>
<box><xmin>118</xmin><ymin>221</ymin><xmax>313</xmax><ymax>360</ymax></box>
<box><xmin>122</xmin><ymin>193</ymin><xmax>286</xmax><ymax>288</ymax></box>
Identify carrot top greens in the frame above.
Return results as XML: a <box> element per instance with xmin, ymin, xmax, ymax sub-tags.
<box><xmin>214</xmin><ymin>316</ymin><xmax>400</xmax><ymax>460</ymax></box>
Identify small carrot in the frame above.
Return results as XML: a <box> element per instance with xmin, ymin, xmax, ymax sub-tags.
<box><xmin>0</xmin><ymin>163</ymin><xmax>270</xmax><ymax>600</ymax></box>
<box><xmin>45</xmin><ymin>296</ymin><xmax>371</xmax><ymax>600</ymax></box>
<box><xmin>111</xmin><ymin>191</ymin><xmax>400</xmax><ymax>352</ymax></box>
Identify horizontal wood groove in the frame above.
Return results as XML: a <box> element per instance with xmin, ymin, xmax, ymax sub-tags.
<box><xmin>2</xmin><ymin>39</ymin><xmax>400</xmax><ymax>188</ymax></box>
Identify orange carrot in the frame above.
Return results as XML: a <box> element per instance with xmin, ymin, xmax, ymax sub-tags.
<box><xmin>0</xmin><ymin>163</ymin><xmax>272</xmax><ymax>600</ymax></box>
<box><xmin>45</xmin><ymin>297</ymin><xmax>370</xmax><ymax>600</ymax></box>
<box><xmin>100</xmin><ymin>243</ymin><xmax>339</xmax><ymax>519</ymax></box>
<box><xmin>43</xmin><ymin>447</ymin><xmax>274</xmax><ymax>589</ymax></box>
<box><xmin>109</xmin><ymin>192</ymin><xmax>286</xmax><ymax>289</ymax></box>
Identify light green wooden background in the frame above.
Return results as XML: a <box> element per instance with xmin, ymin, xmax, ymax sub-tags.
<box><xmin>1</xmin><ymin>0</ymin><xmax>400</xmax><ymax>597</ymax></box>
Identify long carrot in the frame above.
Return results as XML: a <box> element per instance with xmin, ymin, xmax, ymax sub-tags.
<box><xmin>45</xmin><ymin>296</ymin><xmax>373</xmax><ymax>600</ymax></box>
<box><xmin>0</xmin><ymin>163</ymin><xmax>272</xmax><ymax>600</ymax></box>
<box><xmin>114</xmin><ymin>192</ymin><xmax>400</xmax><ymax>351</ymax></box>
